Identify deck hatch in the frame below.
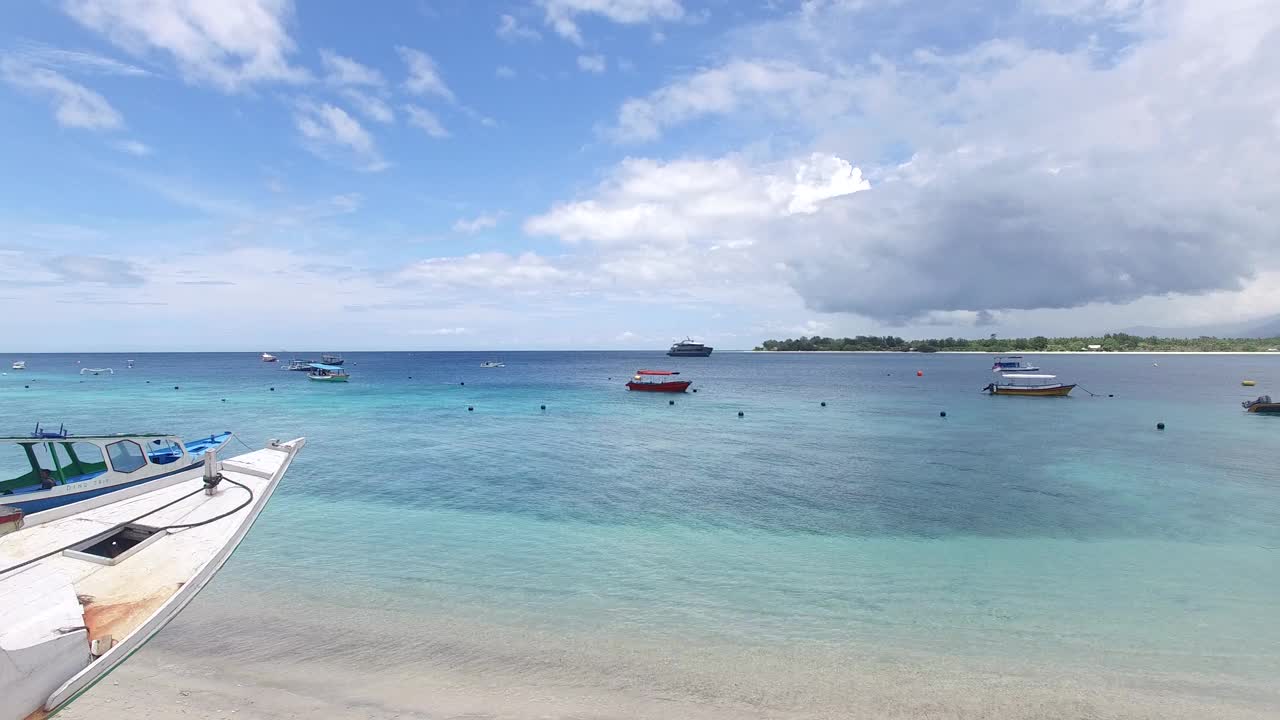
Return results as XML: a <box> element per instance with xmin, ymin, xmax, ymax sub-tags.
<box><xmin>63</xmin><ymin>524</ymin><xmax>166</xmax><ymax>566</ymax></box>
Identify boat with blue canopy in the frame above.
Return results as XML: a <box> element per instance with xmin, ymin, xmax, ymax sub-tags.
<box><xmin>306</xmin><ymin>363</ymin><xmax>349</xmax><ymax>382</ymax></box>
<box><xmin>0</xmin><ymin>425</ymin><xmax>233</xmax><ymax>516</ymax></box>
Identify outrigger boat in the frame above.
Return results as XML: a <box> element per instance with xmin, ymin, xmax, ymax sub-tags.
<box><xmin>11</xmin><ymin>361</ymin><xmax>24</xmax><ymax>371</ymax></box>
<box><xmin>479</xmin><ymin>361</ymin><xmax>505</xmax><ymax>368</ymax></box>
<box><xmin>306</xmin><ymin>363</ymin><xmax>349</xmax><ymax>382</ymax></box>
<box><xmin>0</xmin><ymin>426</ymin><xmax>233</xmax><ymax>516</ymax></box>
<box><xmin>321</xmin><ymin>354</ymin><xmax>344</xmax><ymax>366</ymax></box>
<box><xmin>79</xmin><ymin>368</ymin><xmax>112</xmax><ymax>376</ymax></box>
<box><xmin>284</xmin><ymin>359</ymin><xmax>315</xmax><ymax>371</ymax></box>
<box><xmin>1242</xmin><ymin>395</ymin><xmax>1280</xmax><ymax>414</ymax></box>
<box><xmin>0</xmin><ymin>436</ymin><xmax>305</xmax><ymax>720</ymax></box>
<box><xmin>991</xmin><ymin>356</ymin><xmax>1040</xmax><ymax>373</ymax></box>
<box><xmin>983</xmin><ymin>374</ymin><xmax>1075</xmax><ymax>397</ymax></box>
<box><xmin>626</xmin><ymin>369</ymin><xmax>692</xmax><ymax>393</ymax></box>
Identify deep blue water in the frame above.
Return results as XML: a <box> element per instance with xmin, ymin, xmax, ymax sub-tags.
<box><xmin>4</xmin><ymin>351</ymin><xmax>1279</xmax><ymax>708</ymax></box>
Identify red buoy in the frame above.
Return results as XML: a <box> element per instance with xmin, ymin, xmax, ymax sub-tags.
<box><xmin>916</xmin><ymin>370</ymin><xmax>923</xmax><ymax>377</ymax></box>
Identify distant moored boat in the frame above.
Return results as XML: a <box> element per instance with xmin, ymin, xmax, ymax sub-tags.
<box><xmin>626</xmin><ymin>369</ymin><xmax>692</xmax><ymax>392</ymax></box>
<box><xmin>261</xmin><ymin>353</ymin><xmax>278</xmax><ymax>362</ymax></box>
<box><xmin>983</xmin><ymin>374</ymin><xmax>1075</xmax><ymax>397</ymax></box>
<box><xmin>667</xmin><ymin>338</ymin><xmax>713</xmax><ymax>357</ymax></box>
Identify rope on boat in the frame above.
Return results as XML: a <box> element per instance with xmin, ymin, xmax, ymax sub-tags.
<box><xmin>1076</xmin><ymin>385</ymin><xmax>1102</xmax><ymax>397</ymax></box>
<box><xmin>0</xmin><ymin>477</ymin><xmax>253</xmax><ymax>577</ymax></box>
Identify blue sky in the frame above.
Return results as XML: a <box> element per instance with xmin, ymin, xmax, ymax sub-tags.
<box><xmin>2</xmin><ymin>1</ymin><xmax>1277</xmax><ymax>351</ymax></box>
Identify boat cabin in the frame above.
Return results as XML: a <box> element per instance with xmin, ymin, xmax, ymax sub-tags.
<box><xmin>0</xmin><ymin>427</ymin><xmax>231</xmax><ymax>515</ymax></box>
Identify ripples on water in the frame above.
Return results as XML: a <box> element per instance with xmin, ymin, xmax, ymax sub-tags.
<box><xmin>7</xmin><ymin>351</ymin><xmax>1279</xmax><ymax>715</ymax></box>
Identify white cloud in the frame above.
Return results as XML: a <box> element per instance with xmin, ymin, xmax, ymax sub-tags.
<box><xmin>496</xmin><ymin>65</ymin><xmax>517</xmax><ymax>79</ymax></box>
<box><xmin>540</xmin><ymin>0</ymin><xmax>685</xmax><ymax>45</ymax></box>
<box><xmin>613</xmin><ymin>60</ymin><xmax>832</xmax><ymax>141</ymax></box>
<box><xmin>9</xmin><ymin>41</ymin><xmax>152</xmax><ymax>77</ymax></box>
<box><xmin>426</xmin><ymin>327</ymin><xmax>472</xmax><ymax>335</ymax></box>
<box><xmin>294</xmin><ymin>100</ymin><xmax>387</xmax><ymax>171</ymax></box>
<box><xmin>525</xmin><ymin>153</ymin><xmax>868</xmax><ymax>247</ymax></box>
<box><xmin>319</xmin><ymin>49</ymin><xmax>385</xmax><ymax>87</ymax></box>
<box><xmin>452</xmin><ymin>213</ymin><xmax>502</xmax><ymax>234</ymax></box>
<box><xmin>396</xmin><ymin>46</ymin><xmax>454</xmax><ymax>102</ymax></box>
<box><xmin>497</xmin><ymin>14</ymin><xmax>541</xmax><ymax>41</ymax></box>
<box><xmin>340</xmin><ymin>88</ymin><xmax>394</xmax><ymax>123</ymax></box>
<box><xmin>63</xmin><ymin>0</ymin><xmax>307</xmax><ymax>92</ymax></box>
<box><xmin>113</xmin><ymin>139</ymin><xmax>152</xmax><ymax>156</ymax></box>
<box><xmin>577</xmin><ymin>54</ymin><xmax>606</xmax><ymax>74</ymax></box>
<box><xmin>1</xmin><ymin>60</ymin><xmax>124</xmax><ymax>130</ymax></box>
<box><xmin>399</xmin><ymin>252</ymin><xmax>568</xmax><ymax>289</ymax></box>
<box><xmin>403</xmin><ymin>104</ymin><xmax>449</xmax><ymax>139</ymax></box>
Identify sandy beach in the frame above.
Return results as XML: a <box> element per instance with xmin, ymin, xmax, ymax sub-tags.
<box><xmin>60</xmin><ymin>642</ymin><xmax>1280</xmax><ymax>720</ymax></box>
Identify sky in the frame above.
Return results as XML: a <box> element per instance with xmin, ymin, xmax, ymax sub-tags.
<box><xmin>1</xmin><ymin>0</ymin><xmax>1277</xmax><ymax>351</ymax></box>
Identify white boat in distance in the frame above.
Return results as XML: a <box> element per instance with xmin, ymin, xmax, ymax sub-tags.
<box><xmin>480</xmin><ymin>361</ymin><xmax>505</xmax><ymax>368</ymax></box>
<box><xmin>11</xmin><ymin>361</ymin><xmax>24</xmax><ymax>371</ymax></box>
<box><xmin>0</xmin><ymin>437</ymin><xmax>305</xmax><ymax>720</ymax></box>
<box><xmin>261</xmin><ymin>353</ymin><xmax>277</xmax><ymax>362</ymax></box>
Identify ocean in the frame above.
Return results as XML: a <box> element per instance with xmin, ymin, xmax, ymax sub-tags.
<box><xmin>6</xmin><ymin>352</ymin><xmax>1279</xmax><ymax>718</ymax></box>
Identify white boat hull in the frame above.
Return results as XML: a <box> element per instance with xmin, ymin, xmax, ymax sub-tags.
<box><xmin>0</xmin><ymin>438</ymin><xmax>305</xmax><ymax>720</ymax></box>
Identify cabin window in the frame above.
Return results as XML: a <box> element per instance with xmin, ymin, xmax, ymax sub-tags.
<box><xmin>106</xmin><ymin>440</ymin><xmax>147</xmax><ymax>473</ymax></box>
<box><xmin>0</xmin><ymin>445</ymin><xmax>36</xmax><ymax>494</ymax></box>
<box><xmin>147</xmin><ymin>439</ymin><xmax>184</xmax><ymax>465</ymax></box>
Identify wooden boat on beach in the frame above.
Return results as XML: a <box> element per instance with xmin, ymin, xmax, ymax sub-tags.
<box><xmin>983</xmin><ymin>374</ymin><xmax>1075</xmax><ymax>397</ymax></box>
<box><xmin>0</xmin><ymin>437</ymin><xmax>305</xmax><ymax>720</ymax></box>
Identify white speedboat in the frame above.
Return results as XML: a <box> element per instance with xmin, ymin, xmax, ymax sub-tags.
<box><xmin>480</xmin><ymin>361</ymin><xmax>505</xmax><ymax>368</ymax></box>
<box><xmin>11</xmin><ymin>361</ymin><xmax>24</xmax><ymax>371</ymax></box>
<box><xmin>0</xmin><ymin>437</ymin><xmax>305</xmax><ymax>720</ymax></box>
<box><xmin>261</xmin><ymin>353</ymin><xmax>278</xmax><ymax>362</ymax></box>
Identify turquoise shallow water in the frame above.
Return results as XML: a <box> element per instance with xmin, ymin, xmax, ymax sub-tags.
<box><xmin>6</xmin><ymin>352</ymin><xmax>1280</xmax><ymax>714</ymax></box>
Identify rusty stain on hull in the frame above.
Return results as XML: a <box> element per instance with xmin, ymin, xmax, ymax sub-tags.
<box><xmin>82</xmin><ymin>586</ymin><xmax>180</xmax><ymax>648</ymax></box>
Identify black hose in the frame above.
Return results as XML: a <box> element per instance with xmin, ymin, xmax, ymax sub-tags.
<box><xmin>0</xmin><ymin>476</ymin><xmax>253</xmax><ymax>576</ymax></box>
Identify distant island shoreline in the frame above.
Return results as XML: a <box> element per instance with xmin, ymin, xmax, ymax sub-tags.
<box><xmin>754</xmin><ymin>334</ymin><xmax>1280</xmax><ymax>353</ymax></box>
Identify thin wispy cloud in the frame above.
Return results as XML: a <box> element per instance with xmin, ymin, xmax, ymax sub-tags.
<box><xmin>1</xmin><ymin>59</ymin><xmax>124</xmax><ymax>130</ymax></box>
<box><xmin>113</xmin><ymin>139</ymin><xmax>152</xmax><ymax>156</ymax></box>
<box><xmin>453</xmin><ymin>213</ymin><xmax>502</xmax><ymax>234</ymax></box>
<box><xmin>403</xmin><ymin>104</ymin><xmax>449</xmax><ymax>139</ymax></box>
<box><xmin>396</xmin><ymin>46</ymin><xmax>454</xmax><ymax>102</ymax></box>
<box><xmin>540</xmin><ymin>0</ymin><xmax>685</xmax><ymax>45</ymax></box>
<box><xmin>294</xmin><ymin>99</ymin><xmax>388</xmax><ymax>171</ymax></box>
<box><xmin>577</xmin><ymin>54</ymin><xmax>606</xmax><ymax>74</ymax></box>
<box><xmin>497</xmin><ymin>14</ymin><xmax>541</xmax><ymax>42</ymax></box>
<box><xmin>9</xmin><ymin>41</ymin><xmax>152</xmax><ymax>77</ymax></box>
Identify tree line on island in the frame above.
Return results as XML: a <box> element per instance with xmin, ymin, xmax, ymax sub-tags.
<box><xmin>754</xmin><ymin>333</ymin><xmax>1280</xmax><ymax>353</ymax></box>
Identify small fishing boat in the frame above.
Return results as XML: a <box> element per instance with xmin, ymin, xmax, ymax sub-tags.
<box><xmin>480</xmin><ymin>361</ymin><xmax>505</xmax><ymax>368</ymax></box>
<box><xmin>0</xmin><ymin>436</ymin><xmax>305</xmax><ymax>720</ymax></box>
<box><xmin>11</xmin><ymin>361</ymin><xmax>25</xmax><ymax>371</ymax></box>
<box><xmin>79</xmin><ymin>368</ymin><xmax>113</xmax><ymax>376</ymax></box>
<box><xmin>0</xmin><ymin>426</ymin><xmax>233</xmax><ymax>516</ymax></box>
<box><xmin>983</xmin><ymin>374</ymin><xmax>1075</xmax><ymax>397</ymax></box>
<box><xmin>321</xmin><ymin>353</ymin><xmax>344</xmax><ymax>366</ymax></box>
<box><xmin>284</xmin><ymin>359</ymin><xmax>316</xmax><ymax>371</ymax></box>
<box><xmin>261</xmin><ymin>353</ymin><xmax>278</xmax><ymax>363</ymax></box>
<box><xmin>306</xmin><ymin>363</ymin><xmax>349</xmax><ymax>382</ymax></box>
<box><xmin>991</xmin><ymin>356</ymin><xmax>1040</xmax><ymax>373</ymax></box>
<box><xmin>1242</xmin><ymin>395</ymin><xmax>1280</xmax><ymax>414</ymax></box>
<box><xmin>626</xmin><ymin>369</ymin><xmax>692</xmax><ymax>392</ymax></box>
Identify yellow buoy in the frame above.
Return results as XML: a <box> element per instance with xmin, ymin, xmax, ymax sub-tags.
<box><xmin>1242</xmin><ymin>380</ymin><xmax>1256</xmax><ymax>386</ymax></box>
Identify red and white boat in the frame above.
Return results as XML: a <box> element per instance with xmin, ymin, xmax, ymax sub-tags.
<box><xmin>626</xmin><ymin>369</ymin><xmax>692</xmax><ymax>393</ymax></box>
